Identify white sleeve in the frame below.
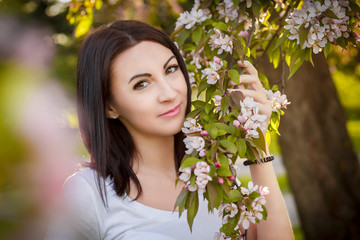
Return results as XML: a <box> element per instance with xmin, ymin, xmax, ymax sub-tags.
<box><xmin>45</xmin><ymin>173</ymin><xmax>102</xmax><ymax>240</ymax></box>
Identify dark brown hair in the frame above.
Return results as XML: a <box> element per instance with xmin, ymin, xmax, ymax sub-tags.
<box><xmin>76</xmin><ymin>20</ymin><xmax>191</xmax><ymax>204</ymax></box>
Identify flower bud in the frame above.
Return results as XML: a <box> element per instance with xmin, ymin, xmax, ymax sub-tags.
<box><xmin>199</xmin><ymin>149</ymin><xmax>206</xmax><ymax>158</ymax></box>
<box><xmin>217</xmin><ymin>177</ymin><xmax>224</xmax><ymax>185</ymax></box>
<box><xmin>215</xmin><ymin>162</ymin><xmax>221</xmax><ymax>168</ymax></box>
<box><xmin>200</xmin><ymin>130</ymin><xmax>208</xmax><ymax>136</ymax></box>
<box><xmin>238</xmin><ymin>30</ymin><xmax>249</xmax><ymax>38</ymax></box>
<box><xmin>213</xmin><ymin>56</ymin><xmax>221</xmax><ymax>64</ymax></box>
<box><xmin>233</xmin><ymin>120</ymin><xmax>240</xmax><ymax>128</ymax></box>
<box><xmin>228</xmin><ymin>176</ymin><xmax>235</xmax><ymax>181</ymax></box>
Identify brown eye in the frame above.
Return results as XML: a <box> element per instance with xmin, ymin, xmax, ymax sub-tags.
<box><xmin>165</xmin><ymin>65</ymin><xmax>179</xmax><ymax>75</ymax></box>
<box><xmin>133</xmin><ymin>81</ymin><xmax>149</xmax><ymax>90</ymax></box>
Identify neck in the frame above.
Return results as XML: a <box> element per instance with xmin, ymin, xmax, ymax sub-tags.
<box><xmin>132</xmin><ymin>134</ymin><xmax>177</xmax><ymax>175</ymax></box>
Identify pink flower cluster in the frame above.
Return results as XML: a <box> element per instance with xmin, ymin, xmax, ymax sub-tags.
<box><xmin>201</xmin><ymin>56</ymin><xmax>223</xmax><ymax>85</ymax></box>
<box><xmin>232</xmin><ymin>97</ymin><xmax>267</xmax><ymax>139</ymax></box>
<box><xmin>263</xmin><ymin>89</ymin><xmax>290</xmax><ymax>112</ymax></box>
<box><xmin>208</xmin><ymin>28</ymin><xmax>233</xmax><ymax>55</ymax></box>
<box><xmin>179</xmin><ymin>161</ymin><xmax>212</xmax><ymax>194</ymax></box>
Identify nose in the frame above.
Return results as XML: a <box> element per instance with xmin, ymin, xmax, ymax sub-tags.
<box><xmin>157</xmin><ymin>78</ymin><xmax>177</xmax><ymax>102</ymax></box>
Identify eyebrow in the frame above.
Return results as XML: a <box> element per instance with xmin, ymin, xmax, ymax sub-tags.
<box><xmin>163</xmin><ymin>55</ymin><xmax>176</xmax><ymax>69</ymax></box>
<box><xmin>128</xmin><ymin>55</ymin><xmax>176</xmax><ymax>83</ymax></box>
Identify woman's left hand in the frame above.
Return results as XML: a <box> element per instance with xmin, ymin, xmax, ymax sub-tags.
<box><xmin>227</xmin><ymin>60</ymin><xmax>273</xmax><ymax>133</ymax></box>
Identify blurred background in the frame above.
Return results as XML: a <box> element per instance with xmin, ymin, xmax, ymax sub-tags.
<box><xmin>0</xmin><ymin>0</ymin><xmax>359</xmax><ymax>239</ymax></box>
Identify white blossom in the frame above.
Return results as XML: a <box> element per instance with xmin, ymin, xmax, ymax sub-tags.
<box><xmin>201</xmin><ymin>67</ymin><xmax>220</xmax><ymax>85</ymax></box>
<box><xmin>184</xmin><ymin>136</ymin><xmax>205</xmax><ymax>154</ymax></box>
<box><xmin>216</xmin><ymin>0</ymin><xmax>239</xmax><ymax>23</ymax></box>
<box><xmin>208</xmin><ymin>28</ymin><xmax>233</xmax><ymax>55</ymax></box>
<box><xmin>285</xmin><ymin>0</ymin><xmax>351</xmax><ymax>53</ymax></box>
<box><xmin>182</xmin><ymin>117</ymin><xmax>202</xmax><ymax>134</ymax></box>
<box><xmin>240</xmin><ymin>181</ymin><xmax>258</xmax><ymax>195</ymax></box>
<box><xmin>179</xmin><ymin>167</ymin><xmax>192</xmax><ymax>182</ymax></box>
<box><xmin>214</xmin><ymin>232</ymin><xmax>227</xmax><ymax>240</ymax></box>
<box><xmin>175</xmin><ymin>4</ymin><xmax>212</xmax><ymax>30</ymax></box>
<box><xmin>194</xmin><ymin>161</ymin><xmax>210</xmax><ymax>176</ymax></box>
<box><xmin>263</xmin><ymin>89</ymin><xmax>291</xmax><ymax>111</ymax></box>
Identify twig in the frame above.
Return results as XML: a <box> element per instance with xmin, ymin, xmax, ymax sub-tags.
<box><xmin>280</xmin><ymin>45</ymin><xmax>286</xmax><ymax>94</ymax></box>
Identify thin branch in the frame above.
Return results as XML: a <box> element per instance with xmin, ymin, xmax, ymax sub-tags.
<box><xmin>280</xmin><ymin>45</ymin><xmax>286</xmax><ymax>94</ymax></box>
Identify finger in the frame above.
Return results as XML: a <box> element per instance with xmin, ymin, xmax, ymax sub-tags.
<box><xmin>239</xmin><ymin>75</ymin><xmax>262</xmax><ymax>91</ymax></box>
<box><xmin>237</xmin><ymin>60</ymin><xmax>258</xmax><ymax>76</ymax></box>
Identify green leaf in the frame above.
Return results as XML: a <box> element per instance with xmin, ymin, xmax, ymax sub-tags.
<box><xmin>210</xmin><ymin>140</ymin><xmax>219</xmax><ymax>160</ymax></box>
<box><xmin>181</xmin><ymin>157</ymin><xmax>201</xmax><ymax>169</ymax></box>
<box><xmin>212</xmin><ymin>22</ymin><xmax>228</xmax><ymax>32</ymax></box>
<box><xmin>272</xmin><ymin>48</ymin><xmax>281</xmax><ymax>69</ymax></box>
<box><xmin>191</xmin><ymin>27</ymin><xmax>203</xmax><ymax>45</ymax></box>
<box><xmin>252</xmin><ymin>128</ymin><xmax>266</xmax><ymax>152</ymax></box>
<box><xmin>298</xmin><ymin>24</ymin><xmax>310</xmax><ymax>48</ymax></box>
<box><xmin>336</xmin><ymin>36</ymin><xmax>347</xmax><ymax>49</ymax></box>
<box><xmin>228</xmin><ymin>190</ymin><xmax>243</xmax><ymax>202</ymax></box>
<box><xmin>219</xmin><ymin>140</ymin><xmax>237</xmax><ymax>154</ymax></box>
<box><xmin>234</xmin><ymin>38</ymin><xmax>244</xmax><ymax>60</ymax></box>
<box><xmin>273</xmin><ymin>34</ymin><xmax>287</xmax><ymax>51</ymax></box>
<box><xmin>205</xmin><ymin>103</ymin><xmax>212</xmax><ymax>114</ymax></box>
<box><xmin>218</xmin><ymin>152</ymin><xmax>229</xmax><ymax>167</ymax></box>
<box><xmin>207</xmin><ymin>181</ymin><xmax>217</xmax><ymax>210</ymax></box>
<box><xmin>288</xmin><ymin>59</ymin><xmax>303</xmax><ymax>79</ymax></box>
<box><xmin>228</xmin><ymin>69</ymin><xmax>240</xmax><ymax>84</ymax></box>
<box><xmin>214</xmin><ymin>123</ymin><xmax>231</xmax><ymax>133</ymax></box>
<box><xmin>206</xmin><ymin>84</ymin><xmax>217</xmax><ymax>102</ymax></box>
<box><xmin>195</xmin><ymin>29</ymin><xmax>214</xmax><ymax>53</ymax></box>
<box><xmin>217</xmin><ymin>165</ymin><xmax>232</xmax><ymax>176</ymax></box>
<box><xmin>236</xmin><ymin>139</ymin><xmax>247</xmax><ymax>157</ymax></box>
<box><xmin>323</xmin><ymin>8</ymin><xmax>340</xmax><ymax>20</ymax></box>
<box><xmin>211</xmin><ymin>127</ymin><xmax>218</xmax><ymax>139</ymax></box>
<box><xmin>187</xmin><ymin>192</ymin><xmax>199</xmax><ymax>232</ymax></box>
<box><xmin>174</xmin><ymin>189</ymin><xmax>188</xmax><ymax>214</ymax></box>
<box><xmin>215</xmin><ymin>182</ymin><xmax>223</xmax><ymax>208</ymax></box>
<box><xmin>192</xmin><ymin>100</ymin><xmax>206</xmax><ymax>109</ymax></box>
<box><xmin>176</xmin><ymin>29</ymin><xmax>190</xmax><ymax>47</ymax></box>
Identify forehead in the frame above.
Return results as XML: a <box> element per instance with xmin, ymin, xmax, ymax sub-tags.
<box><xmin>111</xmin><ymin>41</ymin><xmax>175</xmax><ymax>78</ymax></box>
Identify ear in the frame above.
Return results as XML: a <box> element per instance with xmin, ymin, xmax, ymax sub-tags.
<box><xmin>106</xmin><ymin>103</ymin><xmax>119</xmax><ymax>119</ymax></box>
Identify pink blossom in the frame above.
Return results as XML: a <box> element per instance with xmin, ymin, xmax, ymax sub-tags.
<box><xmin>233</xmin><ymin>120</ymin><xmax>241</xmax><ymax>128</ymax></box>
<box><xmin>194</xmin><ymin>161</ymin><xmax>210</xmax><ymax>176</ymax></box>
<box><xmin>215</xmin><ymin>162</ymin><xmax>221</xmax><ymax>168</ymax></box>
<box><xmin>199</xmin><ymin>149</ymin><xmax>207</xmax><ymax>158</ymax></box>
<box><xmin>238</xmin><ymin>30</ymin><xmax>249</xmax><ymax>38</ymax></box>
<box><xmin>217</xmin><ymin>177</ymin><xmax>224</xmax><ymax>185</ymax></box>
<box><xmin>259</xmin><ymin>186</ymin><xmax>270</xmax><ymax>196</ymax></box>
<box><xmin>200</xmin><ymin>130</ymin><xmax>208</xmax><ymax>136</ymax></box>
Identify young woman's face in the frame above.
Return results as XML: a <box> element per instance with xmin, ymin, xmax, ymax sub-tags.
<box><xmin>107</xmin><ymin>41</ymin><xmax>188</xmax><ymax>138</ymax></box>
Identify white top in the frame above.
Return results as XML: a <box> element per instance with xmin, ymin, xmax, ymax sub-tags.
<box><xmin>46</xmin><ymin>168</ymin><xmax>222</xmax><ymax>240</ymax></box>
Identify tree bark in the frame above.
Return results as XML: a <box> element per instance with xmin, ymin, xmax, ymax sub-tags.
<box><xmin>261</xmin><ymin>53</ymin><xmax>360</xmax><ymax>239</ymax></box>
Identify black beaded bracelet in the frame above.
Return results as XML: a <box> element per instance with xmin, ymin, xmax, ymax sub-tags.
<box><xmin>243</xmin><ymin>155</ymin><xmax>275</xmax><ymax>166</ymax></box>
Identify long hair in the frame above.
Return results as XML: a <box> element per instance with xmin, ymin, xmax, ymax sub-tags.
<box><xmin>76</xmin><ymin>20</ymin><xmax>191</xmax><ymax>204</ymax></box>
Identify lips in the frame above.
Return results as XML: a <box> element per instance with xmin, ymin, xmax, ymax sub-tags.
<box><xmin>159</xmin><ymin>104</ymin><xmax>181</xmax><ymax>118</ymax></box>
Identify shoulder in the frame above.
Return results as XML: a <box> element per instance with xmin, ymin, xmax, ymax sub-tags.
<box><xmin>46</xmin><ymin>167</ymin><xmax>103</xmax><ymax>240</ymax></box>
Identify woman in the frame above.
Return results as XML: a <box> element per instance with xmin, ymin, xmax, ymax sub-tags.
<box><xmin>47</xmin><ymin>20</ymin><xmax>293</xmax><ymax>240</ymax></box>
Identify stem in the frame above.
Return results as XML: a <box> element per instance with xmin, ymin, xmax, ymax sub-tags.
<box><xmin>280</xmin><ymin>45</ymin><xmax>286</xmax><ymax>94</ymax></box>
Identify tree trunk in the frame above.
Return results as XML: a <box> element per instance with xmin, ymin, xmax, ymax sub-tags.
<box><xmin>261</xmin><ymin>53</ymin><xmax>360</xmax><ymax>239</ymax></box>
